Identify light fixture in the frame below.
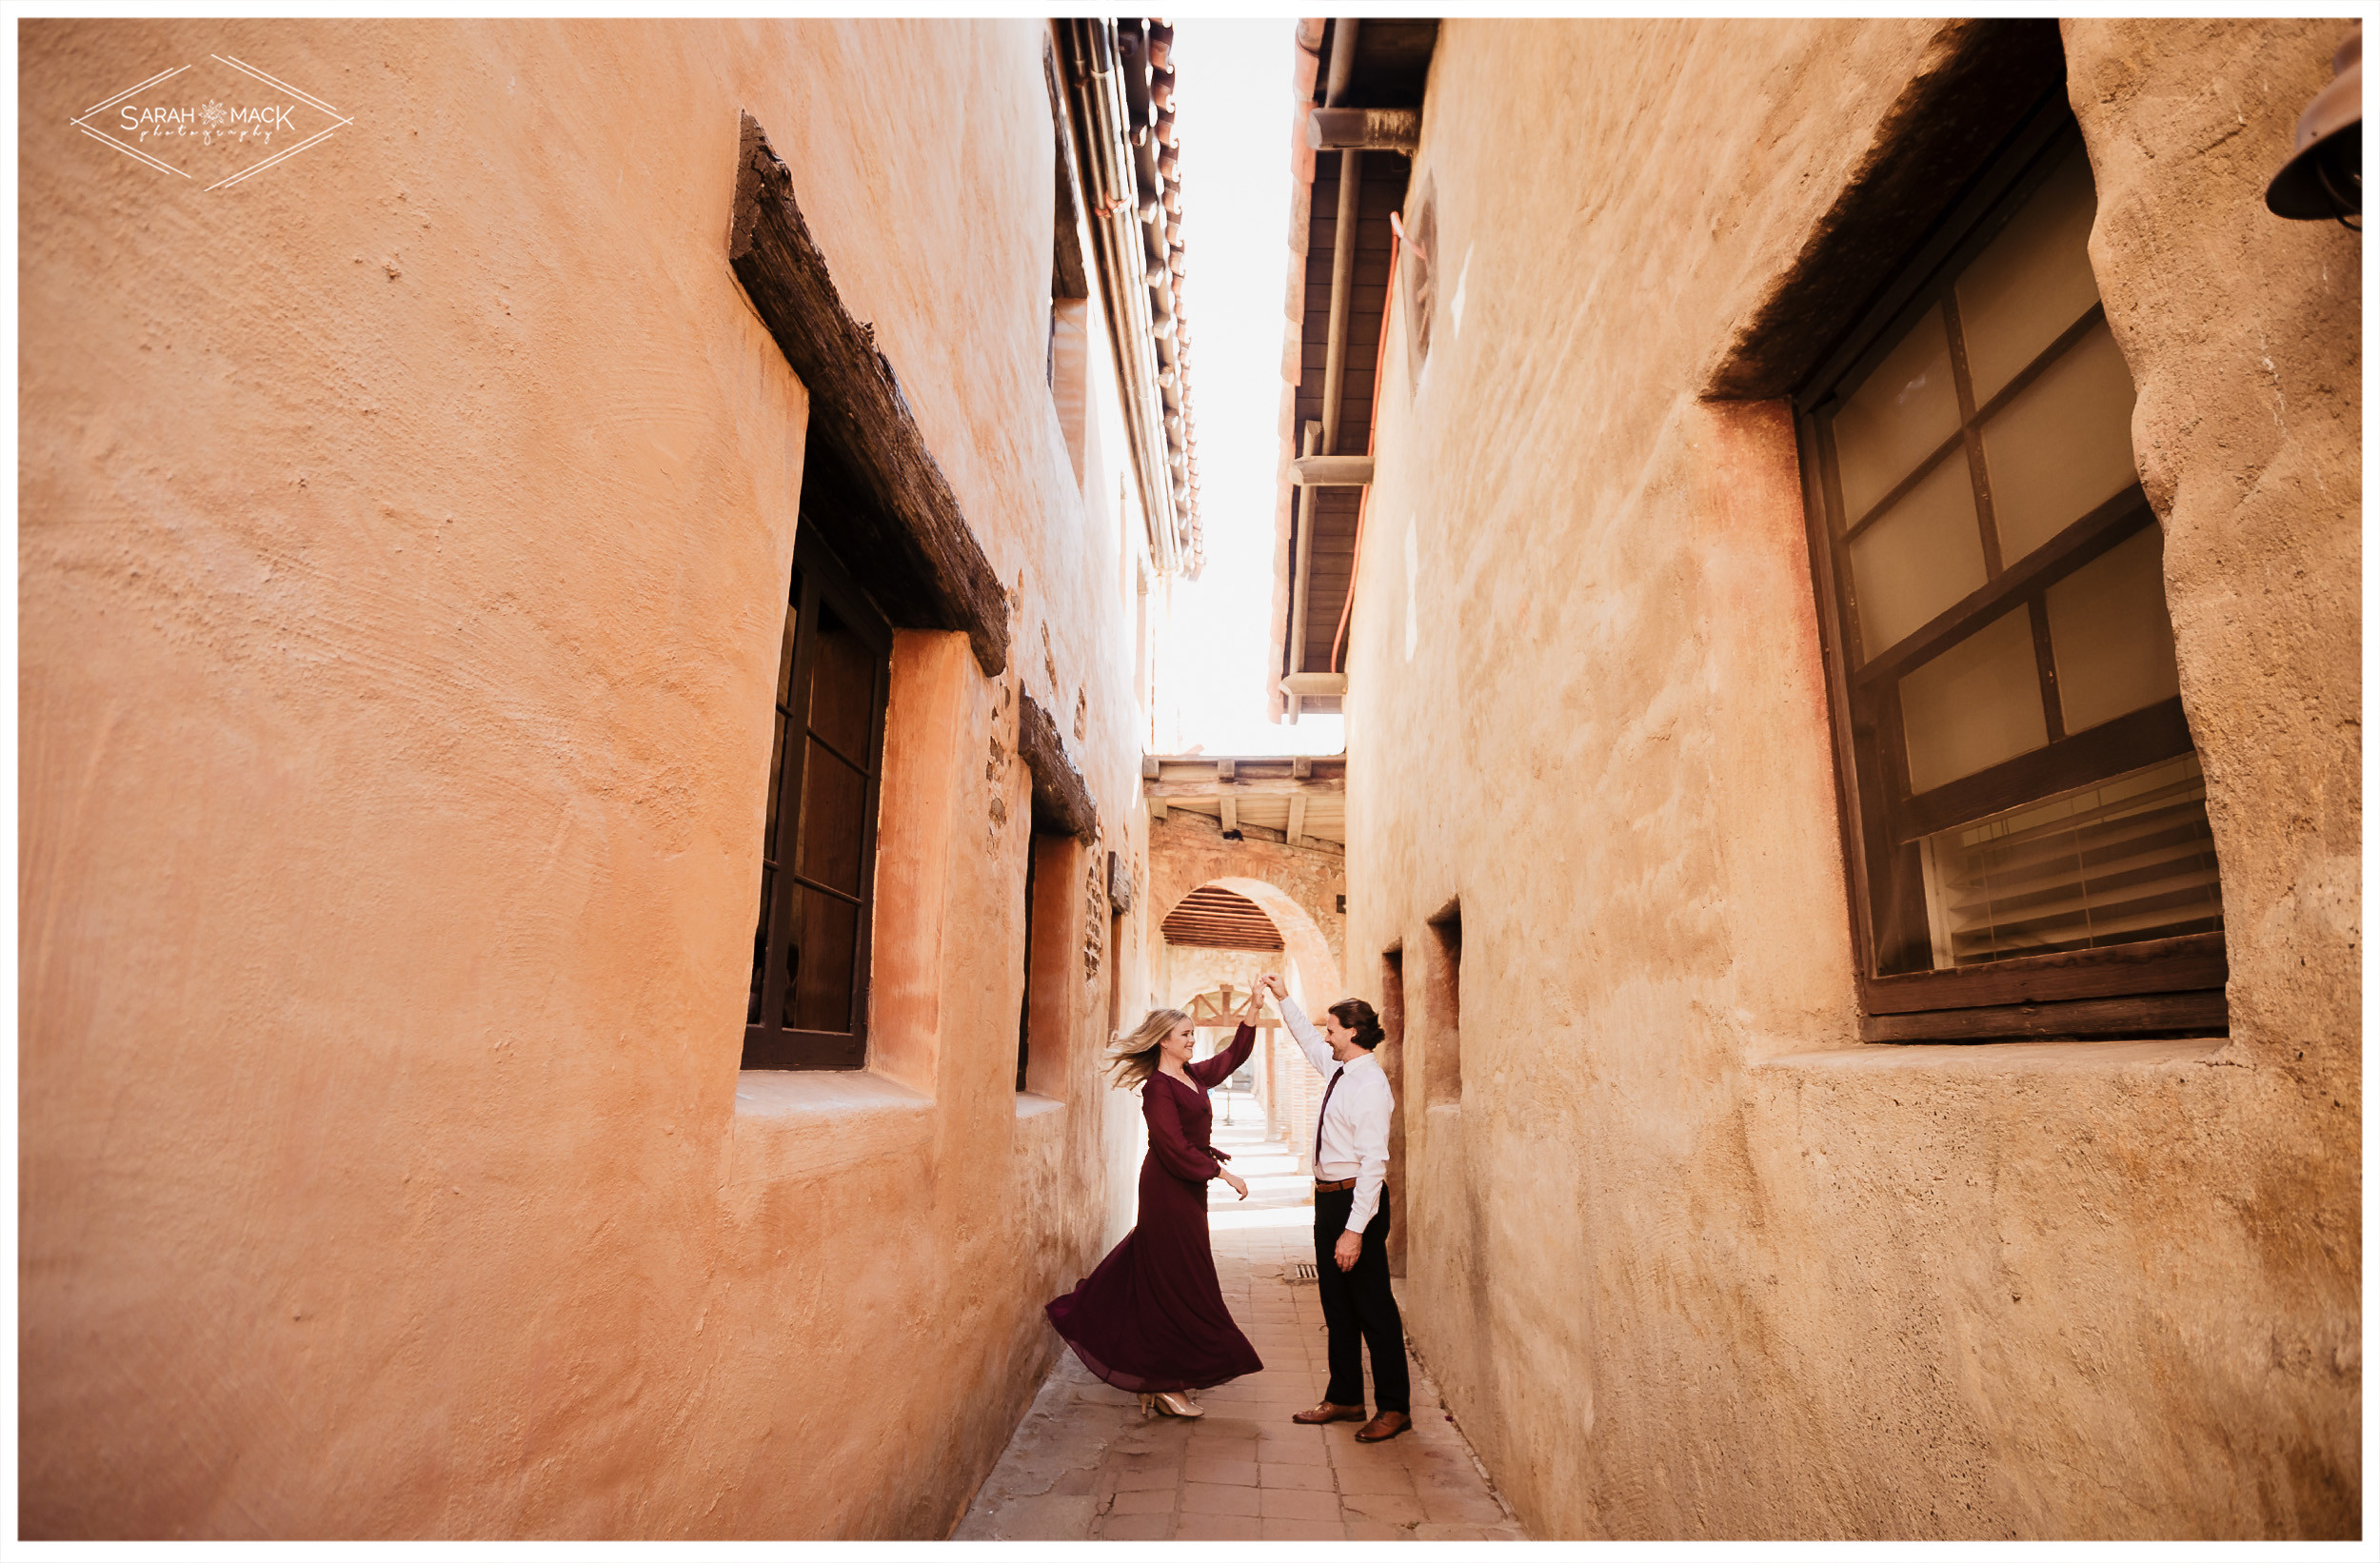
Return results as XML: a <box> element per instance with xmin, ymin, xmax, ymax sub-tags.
<box><xmin>2268</xmin><ymin>24</ymin><xmax>2360</xmax><ymax>227</ymax></box>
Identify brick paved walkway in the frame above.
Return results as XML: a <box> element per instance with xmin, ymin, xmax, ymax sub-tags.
<box><xmin>955</xmin><ymin>1094</ymin><xmax>1523</xmax><ymax>1541</ymax></box>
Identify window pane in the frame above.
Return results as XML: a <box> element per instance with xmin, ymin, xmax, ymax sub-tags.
<box><xmin>783</xmin><ymin>886</ymin><xmax>860</xmax><ymax>1033</ymax></box>
<box><xmin>763</xmin><ymin>594</ymin><xmax>800</xmax><ymax>874</ymax></box>
<box><xmin>797</xmin><ymin>742</ymin><xmax>868</xmax><ymax>895</ymax></box>
<box><xmin>2046</xmin><ymin>524</ymin><xmax>2180</xmax><ymax>733</ymax></box>
<box><xmin>776</xmin><ymin>583</ymin><xmax>801</xmax><ymax>710</ymax></box>
<box><xmin>1833</xmin><ymin>302</ymin><xmax>1963</xmax><ymax>524</ymax></box>
<box><xmin>763</xmin><ymin>705</ymin><xmax>790</xmax><ymax>864</ymax></box>
<box><xmin>1920</xmin><ymin>753</ymin><xmax>2221</xmax><ymax>965</ymax></box>
<box><xmin>1899</xmin><ymin>607</ymin><xmax>2049</xmax><ymax>794</ymax></box>
<box><xmin>1979</xmin><ymin>319</ymin><xmax>2139</xmax><ymax>562</ymax></box>
<box><xmin>746</xmin><ymin>865</ymin><xmax>774</xmax><ymax>1025</ymax></box>
<box><xmin>1848</xmin><ymin>451</ymin><xmax>1988</xmax><ymax>654</ymax></box>
<box><xmin>808</xmin><ymin>607</ymin><xmax>876</xmax><ymax>761</ymax></box>
<box><xmin>1955</xmin><ymin>142</ymin><xmax>2103</xmax><ymax>405</ymax></box>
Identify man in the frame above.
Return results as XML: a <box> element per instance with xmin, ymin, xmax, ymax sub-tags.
<box><xmin>1260</xmin><ymin>971</ymin><xmax>1409</xmax><ymax>1442</ymax></box>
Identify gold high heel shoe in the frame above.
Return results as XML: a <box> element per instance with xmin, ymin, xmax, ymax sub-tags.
<box><xmin>1140</xmin><ymin>1390</ymin><xmax>1204</xmax><ymax>1418</ymax></box>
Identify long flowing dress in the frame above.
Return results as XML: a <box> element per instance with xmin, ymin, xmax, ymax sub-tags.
<box><xmin>1045</xmin><ymin>1022</ymin><xmax>1264</xmax><ymax>1393</ymax></box>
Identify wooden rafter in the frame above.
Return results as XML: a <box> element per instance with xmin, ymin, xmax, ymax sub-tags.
<box><xmin>1161</xmin><ymin>885</ymin><xmax>1284</xmax><ymax>950</ymax></box>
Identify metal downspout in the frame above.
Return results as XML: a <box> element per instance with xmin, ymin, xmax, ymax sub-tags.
<box><xmin>1068</xmin><ymin>18</ymin><xmax>1180</xmax><ymax>580</ymax></box>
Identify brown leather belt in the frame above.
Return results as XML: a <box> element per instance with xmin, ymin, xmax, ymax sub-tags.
<box><xmin>1315</xmin><ymin>1177</ymin><xmax>1358</xmax><ymax>1193</ymax></box>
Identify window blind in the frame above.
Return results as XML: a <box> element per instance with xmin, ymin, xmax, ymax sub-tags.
<box><xmin>1921</xmin><ymin>753</ymin><xmax>2223</xmax><ymax>966</ymax></box>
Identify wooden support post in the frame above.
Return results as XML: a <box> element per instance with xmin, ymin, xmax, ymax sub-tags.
<box><xmin>1220</xmin><ymin>794</ymin><xmax>1239</xmax><ymax>833</ymax></box>
<box><xmin>1287</xmin><ymin>793</ymin><xmax>1308</xmax><ymax>846</ymax></box>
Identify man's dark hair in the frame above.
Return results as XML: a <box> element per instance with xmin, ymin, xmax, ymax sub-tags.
<box><xmin>1328</xmin><ymin>998</ymin><xmax>1385</xmax><ymax>1051</ymax></box>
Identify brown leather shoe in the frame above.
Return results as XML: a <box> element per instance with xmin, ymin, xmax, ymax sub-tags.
<box><xmin>1291</xmin><ymin>1401</ymin><xmax>1367</xmax><ymax>1425</ymax></box>
<box><xmin>1354</xmin><ymin>1410</ymin><xmax>1412</xmax><ymax>1442</ymax></box>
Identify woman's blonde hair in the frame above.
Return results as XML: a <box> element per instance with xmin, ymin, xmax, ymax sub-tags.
<box><xmin>1104</xmin><ymin>1007</ymin><xmax>1188</xmax><ymax>1093</ymax></box>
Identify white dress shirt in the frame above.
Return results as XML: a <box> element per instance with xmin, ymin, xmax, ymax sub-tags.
<box><xmin>1280</xmin><ymin>997</ymin><xmax>1393</xmax><ymax>1236</ymax></box>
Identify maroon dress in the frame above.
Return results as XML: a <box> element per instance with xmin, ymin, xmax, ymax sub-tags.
<box><xmin>1045</xmin><ymin>1023</ymin><xmax>1264</xmax><ymax>1393</ymax></box>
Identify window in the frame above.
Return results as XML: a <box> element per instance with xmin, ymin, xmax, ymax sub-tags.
<box><xmin>1015</xmin><ymin>841</ymin><xmax>1036</xmax><ymax>1091</ymax></box>
<box><xmin>1017</xmin><ymin>832</ymin><xmax>1076</xmax><ymax>1096</ymax></box>
<box><xmin>1103</xmin><ymin>850</ymin><xmax>1128</xmax><ymax>1042</ymax></box>
<box><xmin>744</xmin><ymin>530</ymin><xmax>891</xmax><ymax>1070</ymax></box>
<box><xmin>1423</xmin><ymin>901</ymin><xmax>1460</xmax><ymax>1102</ymax></box>
<box><xmin>1044</xmin><ymin>30</ymin><xmax>1093</xmax><ymax>489</ymax></box>
<box><xmin>1797</xmin><ymin>106</ymin><xmax>2226</xmax><ymax>1041</ymax></box>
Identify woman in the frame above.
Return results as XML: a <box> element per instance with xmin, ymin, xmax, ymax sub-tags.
<box><xmin>1045</xmin><ymin>989</ymin><xmax>1266</xmax><ymax>1417</ymax></box>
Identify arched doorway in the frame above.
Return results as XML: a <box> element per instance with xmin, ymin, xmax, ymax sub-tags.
<box><xmin>1156</xmin><ymin>876</ymin><xmax>1344</xmax><ymax>1169</ymax></box>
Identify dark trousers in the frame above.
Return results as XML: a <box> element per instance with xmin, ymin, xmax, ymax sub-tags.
<box><xmin>1315</xmin><ymin>1186</ymin><xmax>1410</xmax><ymax>1414</ymax></box>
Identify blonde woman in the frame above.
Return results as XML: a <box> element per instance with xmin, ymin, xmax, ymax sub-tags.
<box><xmin>1044</xmin><ymin>990</ymin><xmax>1266</xmax><ymax>1416</ymax></box>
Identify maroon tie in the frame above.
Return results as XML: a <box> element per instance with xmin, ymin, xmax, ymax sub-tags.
<box><xmin>1315</xmin><ymin>1065</ymin><xmax>1344</xmax><ymax>1168</ymax></box>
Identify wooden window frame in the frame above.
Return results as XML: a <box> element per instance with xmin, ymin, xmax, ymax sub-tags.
<box><xmin>742</xmin><ymin>529</ymin><xmax>892</xmax><ymax>1071</ymax></box>
<box><xmin>1795</xmin><ymin>100</ymin><xmax>2228</xmax><ymax>1043</ymax></box>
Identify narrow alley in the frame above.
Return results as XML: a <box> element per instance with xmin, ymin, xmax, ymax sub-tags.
<box><xmin>15</xmin><ymin>13</ymin><xmax>2359</xmax><ymax>1546</ymax></box>
<box><xmin>957</xmin><ymin>1095</ymin><xmax>1522</xmax><ymax>1541</ymax></box>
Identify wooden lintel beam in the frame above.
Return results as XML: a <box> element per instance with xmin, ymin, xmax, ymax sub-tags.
<box><xmin>729</xmin><ymin>114</ymin><xmax>1010</xmax><ymax>676</ymax></box>
<box><xmin>1143</xmin><ymin>778</ymin><xmax>1347</xmax><ymax>799</ymax></box>
<box><xmin>1017</xmin><ymin>692</ymin><xmax>1099</xmax><ymax>843</ymax></box>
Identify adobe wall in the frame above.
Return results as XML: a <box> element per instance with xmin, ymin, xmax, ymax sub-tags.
<box><xmin>1340</xmin><ymin>17</ymin><xmax>2358</xmax><ymax>1539</ymax></box>
<box><xmin>20</xmin><ymin>18</ymin><xmax>1156</xmax><ymax>1538</ymax></box>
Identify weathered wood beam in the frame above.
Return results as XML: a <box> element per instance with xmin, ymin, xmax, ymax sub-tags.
<box><xmin>1291</xmin><ymin>455</ymin><xmax>1376</xmax><ymax>486</ymax></box>
<box><xmin>1143</xmin><ymin>778</ymin><xmax>1347</xmax><ymax>799</ymax></box>
<box><xmin>1287</xmin><ymin>793</ymin><xmax>1309</xmax><ymax>845</ymax></box>
<box><xmin>1017</xmin><ymin>692</ymin><xmax>1100</xmax><ymax>843</ymax></box>
<box><xmin>1305</xmin><ymin>106</ymin><xmax>1422</xmax><ymax>154</ymax></box>
<box><xmin>1220</xmin><ymin>794</ymin><xmax>1239</xmax><ymax>832</ymax></box>
<box><xmin>729</xmin><ymin>113</ymin><xmax>1011</xmax><ymax>676</ymax></box>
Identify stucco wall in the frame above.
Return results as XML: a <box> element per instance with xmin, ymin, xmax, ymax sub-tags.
<box><xmin>1340</xmin><ymin>17</ymin><xmax>2358</xmax><ymax>1540</ymax></box>
<box><xmin>21</xmin><ymin>18</ymin><xmax>1158</xmax><ymax>1538</ymax></box>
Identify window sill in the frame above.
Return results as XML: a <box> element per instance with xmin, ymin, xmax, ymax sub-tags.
<box><xmin>734</xmin><ymin>1067</ymin><xmax>932</xmax><ymax>1119</ymax></box>
<box><xmin>1014</xmin><ymin>1092</ymin><xmax>1065</xmax><ymax>1120</ymax></box>
<box><xmin>726</xmin><ymin>1068</ymin><xmax>933</xmax><ymax>1189</ymax></box>
<box><xmin>1751</xmin><ymin>1036</ymin><xmax>2229</xmax><ymax>1078</ymax></box>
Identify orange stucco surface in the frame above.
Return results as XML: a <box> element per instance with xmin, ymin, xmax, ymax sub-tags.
<box><xmin>1330</xmin><ymin>17</ymin><xmax>2359</xmax><ymax>1540</ymax></box>
<box><xmin>22</xmin><ymin>18</ymin><xmax>1160</xmax><ymax>1537</ymax></box>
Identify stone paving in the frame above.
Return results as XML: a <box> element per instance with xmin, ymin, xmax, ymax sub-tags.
<box><xmin>956</xmin><ymin>1093</ymin><xmax>1524</xmax><ymax>1541</ymax></box>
